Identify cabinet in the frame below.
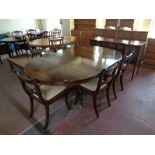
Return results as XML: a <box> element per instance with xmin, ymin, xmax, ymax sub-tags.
<box><xmin>74</xmin><ymin>19</ymin><xmax>96</xmax><ymax>30</ymax></box>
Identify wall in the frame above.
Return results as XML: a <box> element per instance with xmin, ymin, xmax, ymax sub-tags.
<box><xmin>40</xmin><ymin>19</ymin><xmax>73</xmax><ymax>35</ymax></box>
<box><xmin>0</xmin><ymin>19</ymin><xmax>40</xmax><ymax>33</ymax></box>
<box><xmin>133</xmin><ymin>19</ymin><xmax>152</xmax><ymax>31</ymax></box>
<box><xmin>61</xmin><ymin>19</ymin><xmax>70</xmax><ymax>35</ymax></box>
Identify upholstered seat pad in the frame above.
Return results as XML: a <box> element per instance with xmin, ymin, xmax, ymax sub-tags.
<box><xmin>40</xmin><ymin>85</ymin><xmax>66</xmax><ymax>101</ymax></box>
<box><xmin>81</xmin><ymin>78</ymin><xmax>108</xmax><ymax>91</ymax></box>
<box><xmin>121</xmin><ymin>63</ymin><xmax>127</xmax><ymax>70</ymax></box>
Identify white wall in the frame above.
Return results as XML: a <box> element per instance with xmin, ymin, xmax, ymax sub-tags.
<box><xmin>61</xmin><ymin>19</ymin><xmax>70</xmax><ymax>36</ymax></box>
<box><xmin>0</xmin><ymin>19</ymin><xmax>40</xmax><ymax>33</ymax></box>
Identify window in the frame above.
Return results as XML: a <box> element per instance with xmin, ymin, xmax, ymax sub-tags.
<box><xmin>46</xmin><ymin>19</ymin><xmax>61</xmax><ymax>31</ymax></box>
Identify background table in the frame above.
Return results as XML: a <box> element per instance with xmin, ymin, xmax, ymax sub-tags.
<box><xmin>29</xmin><ymin>36</ymin><xmax>78</xmax><ymax>48</ymax></box>
<box><xmin>91</xmin><ymin>36</ymin><xmax>146</xmax><ymax>79</ymax></box>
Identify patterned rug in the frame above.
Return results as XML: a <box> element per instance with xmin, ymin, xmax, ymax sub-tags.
<box><xmin>22</xmin><ymin>65</ymin><xmax>155</xmax><ymax>135</ymax></box>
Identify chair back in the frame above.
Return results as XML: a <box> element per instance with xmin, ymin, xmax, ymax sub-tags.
<box><xmin>42</xmin><ymin>31</ymin><xmax>49</xmax><ymax>37</ymax></box>
<box><xmin>96</xmin><ymin>62</ymin><xmax>119</xmax><ymax>92</ymax></box>
<box><xmin>121</xmin><ymin>50</ymin><xmax>134</xmax><ymax>70</ymax></box>
<box><xmin>11</xmin><ymin>31</ymin><xmax>29</xmax><ymax>56</ymax></box>
<box><xmin>12</xmin><ymin>31</ymin><xmax>25</xmax><ymax>40</ymax></box>
<box><xmin>25</xmin><ymin>35</ymin><xmax>33</xmax><ymax>50</ymax></box>
<box><xmin>105</xmin><ymin>19</ymin><xmax>118</xmax><ymax>29</ymax></box>
<box><xmin>15</xmin><ymin>70</ymin><xmax>44</xmax><ymax>102</ymax></box>
<box><xmin>48</xmin><ymin>37</ymin><xmax>64</xmax><ymax>51</ymax></box>
<box><xmin>27</xmin><ymin>29</ymin><xmax>37</xmax><ymax>40</ymax></box>
<box><xmin>52</xmin><ymin>28</ymin><xmax>61</xmax><ymax>37</ymax></box>
<box><xmin>119</xmin><ymin>19</ymin><xmax>134</xmax><ymax>30</ymax></box>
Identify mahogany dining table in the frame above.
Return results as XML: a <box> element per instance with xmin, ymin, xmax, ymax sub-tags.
<box><xmin>8</xmin><ymin>46</ymin><xmax>122</xmax><ymax>86</ymax></box>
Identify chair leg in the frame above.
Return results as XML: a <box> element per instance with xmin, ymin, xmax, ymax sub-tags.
<box><xmin>93</xmin><ymin>95</ymin><xmax>99</xmax><ymax>118</ymax></box>
<box><xmin>136</xmin><ymin>61</ymin><xmax>141</xmax><ymax>75</ymax></box>
<box><xmin>112</xmin><ymin>80</ymin><xmax>117</xmax><ymax>99</ymax></box>
<box><xmin>65</xmin><ymin>91</ymin><xmax>71</xmax><ymax>110</ymax></box>
<box><xmin>106</xmin><ymin>86</ymin><xmax>111</xmax><ymax>106</ymax></box>
<box><xmin>0</xmin><ymin>56</ymin><xmax>2</xmax><ymax>64</ymax></box>
<box><xmin>74</xmin><ymin>88</ymin><xmax>84</xmax><ymax>107</ymax></box>
<box><xmin>44</xmin><ymin>105</ymin><xmax>49</xmax><ymax>129</ymax></box>
<box><xmin>120</xmin><ymin>74</ymin><xmax>124</xmax><ymax>90</ymax></box>
<box><xmin>75</xmin><ymin>88</ymin><xmax>79</xmax><ymax>105</ymax></box>
<box><xmin>131</xmin><ymin>64</ymin><xmax>136</xmax><ymax>80</ymax></box>
<box><xmin>9</xmin><ymin>63</ymin><xmax>14</xmax><ymax>72</ymax></box>
<box><xmin>27</xmin><ymin>93</ymin><xmax>34</xmax><ymax>117</ymax></box>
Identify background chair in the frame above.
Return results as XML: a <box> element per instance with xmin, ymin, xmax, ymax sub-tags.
<box><xmin>105</xmin><ymin>19</ymin><xmax>118</xmax><ymax>29</ymax></box>
<box><xmin>0</xmin><ymin>43</ymin><xmax>12</xmax><ymax>64</ymax></box>
<box><xmin>52</xmin><ymin>28</ymin><xmax>61</xmax><ymax>37</ymax></box>
<box><xmin>27</xmin><ymin>29</ymin><xmax>37</xmax><ymax>40</ymax></box>
<box><xmin>41</xmin><ymin>31</ymin><xmax>50</xmax><ymax>37</ymax></box>
<box><xmin>48</xmin><ymin>37</ymin><xmax>64</xmax><ymax>52</ymax></box>
<box><xmin>112</xmin><ymin>50</ymin><xmax>135</xmax><ymax>99</ymax></box>
<box><xmin>78</xmin><ymin>63</ymin><xmax>119</xmax><ymax>118</ymax></box>
<box><xmin>15</xmin><ymin>70</ymin><xmax>70</xmax><ymax>129</ymax></box>
<box><xmin>119</xmin><ymin>19</ymin><xmax>134</xmax><ymax>30</ymax></box>
<box><xmin>25</xmin><ymin>36</ymin><xmax>44</xmax><ymax>57</ymax></box>
<box><xmin>12</xmin><ymin>31</ymin><xmax>28</xmax><ymax>55</ymax></box>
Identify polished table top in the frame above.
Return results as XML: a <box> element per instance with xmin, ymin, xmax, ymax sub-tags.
<box><xmin>91</xmin><ymin>36</ymin><xmax>146</xmax><ymax>46</ymax></box>
<box><xmin>23</xmin><ymin>46</ymin><xmax>122</xmax><ymax>86</ymax></box>
<box><xmin>29</xmin><ymin>36</ymin><xmax>77</xmax><ymax>48</ymax></box>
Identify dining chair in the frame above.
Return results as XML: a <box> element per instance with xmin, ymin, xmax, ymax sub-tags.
<box><xmin>48</xmin><ymin>37</ymin><xmax>64</xmax><ymax>52</ymax></box>
<box><xmin>119</xmin><ymin>19</ymin><xmax>134</xmax><ymax>30</ymax></box>
<box><xmin>78</xmin><ymin>63</ymin><xmax>119</xmax><ymax>118</ymax></box>
<box><xmin>15</xmin><ymin>69</ymin><xmax>70</xmax><ymax>129</ymax></box>
<box><xmin>27</xmin><ymin>29</ymin><xmax>37</xmax><ymax>40</ymax></box>
<box><xmin>25</xmin><ymin>36</ymin><xmax>44</xmax><ymax>57</ymax></box>
<box><xmin>12</xmin><ymin>31</ymin><xmax>28</xmax><ymax>55</ymax></box>
<box><xmin>105</xmin><ymin>19</ymin><xmax>118</xmax><ymax>29</ymax></box>
<box><xmin>112</xmin><ymin>50</ymin><xmax>135</xmax><ymax>99</ymax></box>
<box><xmin>52</xmin><ymin>28</ymin><xmax>61</xmax><ymax>37</ymax></box>
<box><xmin>41</xmin><ymin>31</ymin><xmax>49</xmax><ymax>37</ymax></box>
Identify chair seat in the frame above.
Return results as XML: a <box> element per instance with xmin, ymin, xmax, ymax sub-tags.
<box><xmin>40</xmin><ymin>85</ymin><xmax>66</xmax><ymax>101</ymax></box>
<box><xmin>80</xmin><ymin>78</ymin><xmax>109</xmax><ymax>91</ymax></box>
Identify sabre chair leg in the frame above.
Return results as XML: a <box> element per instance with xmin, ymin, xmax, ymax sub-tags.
<box><xmin>120</xmin><ymin>74</ymin><xmax>124</xmax><ymax>90</ymax></box>
<box><xmin>65</xmin><ymin>91</ymin><xmax>71</xmax><ymax>110</ymax></box>
<box><xmin>131</xmin><ymin>64</ymin><xmax>136</xmax><ymax>80</ymax></box>
<box><xmin>106</xmin><ymin>86</ymin><xmax>111</xmax><ymax>106</ymax></box>
<box><xmin>27</xmin><ymin>93</ymin><xmax>34</xmax><ymax>117</ymax></box>
<box><xmin>93</xmin><ymin>95</ymin><xmax>99</xmax><ymax>118</ymax></box>
<box><xmin>0</xmin><ymin>56</ymin><xmax>2</xmax><ymax>64</ymax></box>
<box><xmin>44</xmin><ymin>105</ymin><xmax>49</xmax><ymax>129</ymax></box>
<box><xmin>112</xmin><ymin>80</ymin><xmax>117</xmax><ymax>99</ymax></box>
<box><xmin>136</xmin><ymin>61</ymin><xmax>141</xmax><ymax>75</ymax></box>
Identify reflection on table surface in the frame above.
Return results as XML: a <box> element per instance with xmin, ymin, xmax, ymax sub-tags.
<box><xmin>23</xmin><ymin>46</ymin><xmax>122</xmax><ymax>86</ymax></box>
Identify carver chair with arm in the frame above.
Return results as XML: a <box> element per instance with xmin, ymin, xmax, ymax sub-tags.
<box><xmin>15</xmin><ymin>69</ymin><xmax>70</xmax><ymax>129</ymax></box>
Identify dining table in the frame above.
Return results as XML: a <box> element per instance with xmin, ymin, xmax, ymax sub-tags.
<box><xmin>8</xmin><ymin>46</ymin><xmax>122</xmax><ymax>86</ymax></box>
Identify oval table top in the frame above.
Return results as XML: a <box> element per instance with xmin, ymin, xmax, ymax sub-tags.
<box><xmin>29</xmin><ymin>36</ymin><xmax>77</xmax><ymax>48</ymax></box>
<box><xmin>24</xmin><ymin>46</ymin><xmax>122</xmax><ymax>86</ymax></box>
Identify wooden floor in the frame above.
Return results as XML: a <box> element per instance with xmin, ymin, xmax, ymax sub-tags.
<box><xmin>0</xmin><ymin>57</ymin><xmax>155</xmax><ymax>134</ymax></box>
